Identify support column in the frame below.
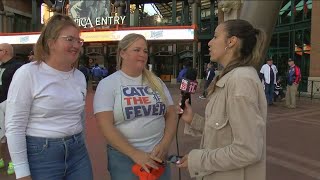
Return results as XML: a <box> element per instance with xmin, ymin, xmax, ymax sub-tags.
<box><xmin>6</xmin><ymin>12</ymin><xmax>14</xmax><ymax>32</ymax></box>
<box><xmin>125</xmin><ymin>0</ymin><xmax>130</xmax><ymax>26</ymax></box>
<box><xmin>0</xmin><ymin>11</ymin><xmax>5</xmax><ymax>32</ymax></box>
<box><xmin>240</xmin><ymin>0</ymin><xmax>283</xmax><ymax>61</ymax></box>
<box><xmin>183</xmin><ymin>0</ymin><xmax>189</xmax><ymax>25</ymax></box>
<box><xmin>190</xmin><ymin>0</ymin><xmax>199</xmax><ymax>69</ymax></box>
<box><xmin>133</xmin><ymin>4</ymin><xmax>139</xmax><ymax>26</ymax></box>
<box><xmin>309</xmin><ymin>0</ymin><xmax>320</xmax><ymax>92</ymax></box>
<box><xmin>32</xmin><ymin>0</ymin><xmax>37</xmax><ymax>31</ymax></box>
<box><xmin>172</xmin><ymin>0</ymin><xmax>177</xmax><ymax>25</ymax></box>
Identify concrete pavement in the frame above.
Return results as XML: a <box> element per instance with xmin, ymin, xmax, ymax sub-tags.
<box><xmin>1</xmin><ymin>84</ymin><xmax>319</xmax><ymax>180</ymax></box>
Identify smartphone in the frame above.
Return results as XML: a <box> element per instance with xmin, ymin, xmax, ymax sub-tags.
<box><xmin>167</xmin><ymin>155</ymin><xmax>183</xmax><ymax>164</ymax></box>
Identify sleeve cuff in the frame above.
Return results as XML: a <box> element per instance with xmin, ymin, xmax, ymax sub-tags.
<box><xmin>14</xmin><ymin>163</ymin><xmax>31</xmax><ymax>179</ymax></box>
<box><xmin>188</xmin><ymin>149</ymin><xmax>207</xmax><ymax>178</ymax></box>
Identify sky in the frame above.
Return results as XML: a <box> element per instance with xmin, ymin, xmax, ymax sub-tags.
<box><xmin>144</xmin><ymin>3</ymin><xmax>158</xmax><ymax>16</ymax></box>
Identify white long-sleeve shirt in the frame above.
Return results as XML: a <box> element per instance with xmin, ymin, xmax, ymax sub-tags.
<box><xmin>5</xmin><ymin>62</ymin><xmax>87</xmax><ymax>178</ymax></box>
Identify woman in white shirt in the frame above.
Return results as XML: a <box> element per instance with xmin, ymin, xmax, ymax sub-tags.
<box><xmin>5</xmin><ymin>14</ymin><xmax>93</xmax><ymax>180</ymax></box>
<box><xmin>94</xmin><ymin>33</ymin><xmax>177</xmax><ymax>179</ymax></box>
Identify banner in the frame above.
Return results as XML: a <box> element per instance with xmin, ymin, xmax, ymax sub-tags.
<box><xmin>69</xmin><ymin>0</ymin><xmax>115</xmax><ymax>28</ymax></box>
<box><xmin>0</xmin><ymin>29</ymin><xmax>194</xmax><ymax>44</ymax></box>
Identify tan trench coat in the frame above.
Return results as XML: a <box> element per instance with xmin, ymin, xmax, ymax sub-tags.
<box><xmin>184</xmin><ymin>66</ymin><xmax>267</xmax><ymax>180</ymax></box>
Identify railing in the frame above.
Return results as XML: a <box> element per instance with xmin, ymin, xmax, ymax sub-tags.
<box><xmin>298</xmin><ymin>80</ymin><xmax>320</xmax><ymax>100</ymax></box>
<box><xmin>278</xmin><ymin>76</ymin><xmax>320</xmax><ymax>100</ymax></box>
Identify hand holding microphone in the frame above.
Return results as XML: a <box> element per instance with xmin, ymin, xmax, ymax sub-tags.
<box><xmin>179</xmin><ymin>68</ymin><xmax>198</xmax><ymax>123</ymax></box>
<box><xmin>178</xmin><ymin>99</ymin><xmax>193</xmax><ymax>125</ymax></box>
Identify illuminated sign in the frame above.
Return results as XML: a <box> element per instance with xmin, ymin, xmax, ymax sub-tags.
<box><xmin>81</xmin><ymin>29</ymin><xmax>194</xmax><ymax>42</ymax></box>
<box><xmin>0</xmin><ymin>29</ymin><xmax>194</xmax><ymax>44</ymax></box>
<box><xmin>74</xmin><ymin>16</ymin><xmax>126</xmax><ymax>28</ymax></box>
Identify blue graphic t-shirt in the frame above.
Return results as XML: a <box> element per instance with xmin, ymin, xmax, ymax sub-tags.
<box><xmin>93</xmin><ymin>70</ymin><xmax>174</xmax><ymax>152</ymax></box>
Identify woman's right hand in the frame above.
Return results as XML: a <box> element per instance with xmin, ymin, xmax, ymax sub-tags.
<box><xmin>178</xmin><ymin>99</ymin><xmax>193</xmax><ymax>125</ymax></box>
<box><xmin>18</xmin><ymin>176</ymin><xmax>32</xmax><ymax>180</ymax></box>
<box><xmin>131</xmin><ymin>150</ymin><xmax>160</xmax><ymax>173</ymax></box>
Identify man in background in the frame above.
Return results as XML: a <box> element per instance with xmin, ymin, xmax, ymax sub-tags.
<box><xmin>0</xmin><ymin>43</ymin><xmax>25</xmax><ymax>175</ymax></box>
<box><xmin>199</xmin><ymin>62</ymin><xmax>215</xmax><ymax>99</ymax></box>
<box><xmin>260</xmin><ymin>58</ymin><xmax>278</xmax><ymax>105</ymax></box>
<box><xmin>286</xmin><ymin>58</ymin><xmax>301</xmax><ymax>108</ymax></box>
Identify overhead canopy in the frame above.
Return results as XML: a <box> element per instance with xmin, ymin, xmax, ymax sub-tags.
<box><xmin>154</xmin><ymin>0</ymin><xmax>212</xmax><ymax>18</ymax></box>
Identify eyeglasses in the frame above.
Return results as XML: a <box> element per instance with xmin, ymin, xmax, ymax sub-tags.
<box><xmin>59</xmin><ymin>36</ymin><xmax>84</xmax><ymax>46</ymax></box>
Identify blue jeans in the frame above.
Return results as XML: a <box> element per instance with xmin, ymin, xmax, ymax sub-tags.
<box><xmin>264</xmin><ymin>83</ymin><xmax>275</xmax><ymax>104</ymax></box>
<box><xmin>107</xmin><ymin>145</ymin><xmax>171</xmax><ymax>180</ymax></box>
<box><xmin>26</xmin><ymin>132</ymin><xmax>93</xmax><ymax>180</ymax></box>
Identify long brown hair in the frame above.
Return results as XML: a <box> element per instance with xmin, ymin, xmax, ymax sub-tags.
<box><xmin>116</xmin><ymin>33</ymin><xmax>168</xmax><ymax>104</ymax></box>
<box><xmin>208</xmin><ymin>19</ymin><xmax>266</xmax><ymax>96</ymax></box>
<box><xmin>34</xmin><ymin>14</ymin><xmax>79</xmax><ymax>64</ymax></box>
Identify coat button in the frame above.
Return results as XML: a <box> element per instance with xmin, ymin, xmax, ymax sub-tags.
<box><xmin>195</xmin><ymin>172</ymin><xmax>199</xmax><ymax>175</ymax></box>
<box><xmin>215</xmin><ymin>123</ymin><xmax>219</xmax><ymax>126</ymax></box>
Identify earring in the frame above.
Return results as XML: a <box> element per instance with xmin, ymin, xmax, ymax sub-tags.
<box><xmin>224</xmin><ymin>46</ymin><xmax>228</xmax><ymax>51</ymax></box>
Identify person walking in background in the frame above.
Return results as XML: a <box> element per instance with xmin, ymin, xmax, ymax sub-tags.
<box><xmin>5</xmin><ymin>14</ymin><xmax>93</xmax><ymax>180</ymax></box>
<box><xmin>260</xmin><ymin>58</ymin><xmax>278</xmax><ymax>105</ymax></box>
<box><xmin>199</xmin><ymin>62</ymin><xmax>215</xmax><ymax>99</ymax></box>
<box><xmin>79</xmin><ymin>63</ymin><xmax>90</xmax><ymax>85</ymax></box>
<box><xmin>94</xmin><ymin>33</ymin><xmax>176</xmax><ymax>180</ymax></box>
<box><xmin>0</xmin><ymin>43</ymin><xmax>25</xmax><ymax>175</ymax></box>
<box><xmin>28</xmin><ymin>51</ymin><xmax>35</xmax><ymax>62</ymax></box>
<box><xmin>91</xmin><ymin>63</ymin><xmax>103</xmax><ymax>90</ymax></box>
<box><xmin>177</xmin><ymin>61</ymin><xmax>191</xmax><ymax>83</ymax></box>
<box><xmin>178</xmin><ymin>19</ymin><xmax>267</xmax><ymax>180</ymax></box>
<box><xmin>286</xmin><ymin>58</ymin><xmax>301</xmax><ymax>109</ymax></box>
<box><xmin>101</xmin><ymin>67</ymin><xmax>108</xmax><ymax>78</ymax></box>
<box><xmin>91</xmin><ymin>63</ymin><xmax>103</xmax><ymax>80</ymax></box>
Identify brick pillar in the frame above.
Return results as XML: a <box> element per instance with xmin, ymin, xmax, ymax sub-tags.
<box><xmin>308</xmin><ymin>0</ymin><xmax>320</xmax><ymax>93</ymax></box>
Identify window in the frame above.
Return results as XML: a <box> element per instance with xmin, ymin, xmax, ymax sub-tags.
<box><xmin>279</xmin><ymin>0</ymin><xmax>292</xmax><ymax>25</ymax></box>
<box><xmin>13</xmin><ymin>14</ymin><xmax>31</xmax><ymax>32</ymax></box>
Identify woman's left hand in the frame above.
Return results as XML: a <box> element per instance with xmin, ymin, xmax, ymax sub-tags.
<box><xmin>177</xmin><ymin>154</ymin><xmax>188</xmax><ymax>168</ymax></box>
<box><xmin>151</xmin><ymin>143</ymin><xmax>169</xmax><ymax>162</ymax></box>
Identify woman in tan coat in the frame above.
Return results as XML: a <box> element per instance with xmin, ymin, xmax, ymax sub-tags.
<box><xmin>177</xmin><ymin>19</ymin><xmax>267</xmax><ymax>180</ymax></box>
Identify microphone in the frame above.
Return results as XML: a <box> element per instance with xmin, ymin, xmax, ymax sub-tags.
<box><xmin>179</xmin><ymin>68</ymin><xmax>198</xmax><ymax>110</ymax></box>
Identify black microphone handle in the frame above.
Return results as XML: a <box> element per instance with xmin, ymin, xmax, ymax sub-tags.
<box><xmin>180</xmin><ymin>91</ymin><xmax>191</xmax><ymax>110</ymax></box>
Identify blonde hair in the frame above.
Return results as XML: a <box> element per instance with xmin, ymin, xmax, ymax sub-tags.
<box><xmin>117</xmin><ymin>33</ymin><xmax>168</xmax><ymax>104</ymax></box>
<box><xmin>34</xmin><ymin>13</ymin><xmax>80</xmax><ymax>64</ymax></box>
<box><xmin>208</xmin><ymin>19</ymin><xmax>266</xmax><ymax>96</ymax></box>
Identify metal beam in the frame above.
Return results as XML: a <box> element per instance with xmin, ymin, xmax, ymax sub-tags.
<box><xmin>0</xmin><ymin>0</ymin><xmax>4</xmax><ymax>11</ymax></box>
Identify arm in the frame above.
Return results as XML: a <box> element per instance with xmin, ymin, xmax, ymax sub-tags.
<box><xmin>294</xmin><ymin>66</ymin><xmax>301</xmax><ymax>84</ymax></box>
<box><xmin>151</xmin><ymin>81</ymin><xmax>177</xmax><ymax>160</ymax></box>
<box><xmin>184</xmin><ymin>113</ymin><xmax>205</xmax><ymax>137</ymax></box>
<box><xmin>151</xmin><ymin>105</ymin><xmax>176</xmax><ymax>160</ymax></box>
<box><xmin>259</xmin><ymin>66</ymin><xmax>265</xmax><ymax>82</ymax></box>
<box><xmin>180</xmin><ymin>99</ymin><xmax>205</xmax><ymax>137</ymax></box>
<box><xmin>187</xmin><ymin>78</ymin><xmax>265</xmax><ymax>177</ymax></box>
<box><xmin>5</xmin><ymin>67</ymin><xmax>33</xmax><ymax>179</ymax></box>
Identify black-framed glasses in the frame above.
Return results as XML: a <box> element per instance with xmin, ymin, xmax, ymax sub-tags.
<box><xmin>59</xmin><ymin>36</ymin><xmax>84</xmax><ymax>46</ymax></box>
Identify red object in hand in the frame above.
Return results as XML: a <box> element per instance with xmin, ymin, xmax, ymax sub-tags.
<box><xmin>132</xmin><ymin>164</ymin><xmax>165</xmax><ymax>180</ymax></box>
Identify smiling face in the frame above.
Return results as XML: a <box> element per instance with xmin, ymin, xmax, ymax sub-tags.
<box><xmin>48</xmin><ymin>25</ymin><xmax>82</xmax><ymax>67</ymax></box>
<box><xmin>208</xmin><ymin>24</ymin><xmax>230</xmax><ymax>64</ymax></box>
<box><xmin>120</xmin><ymin>38</ymin><xmax>148</xmax><ymax>75</ymax></box>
